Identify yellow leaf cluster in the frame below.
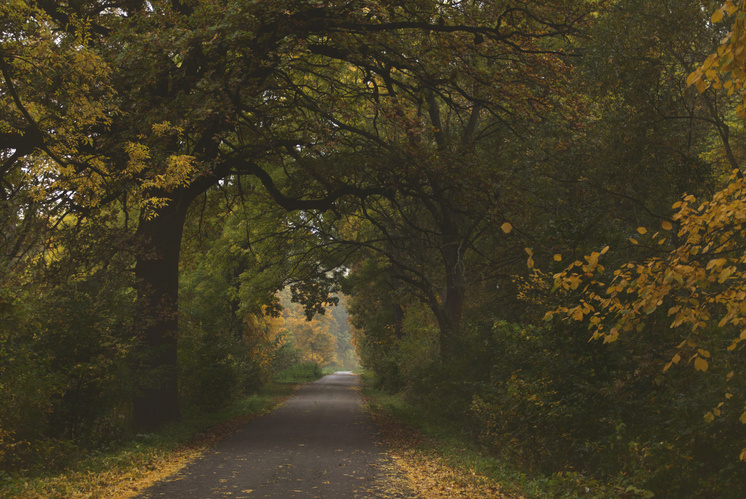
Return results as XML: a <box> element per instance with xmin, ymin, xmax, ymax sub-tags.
<box><xmin>533</xmin><ymin>171</ymin><xmax>746</xmax><ymax>458</ymax></box>
<box><xmin>2</xmin><ymin>1</ymin><xmax>118</xmax><ymax>208</ymax></box>
<box><xmin>546</xmin><ymin>172</ymin><xmax>746</xmax><ymax>360</ymax></box>
<box><xmin>689</xmin><ymin>0</ymin><xmax>746</xmax><ymax>118</ymax></box>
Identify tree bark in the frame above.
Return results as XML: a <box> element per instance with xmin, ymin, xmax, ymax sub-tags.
<box><xmin>434</xmin><ymin>204</ymin><xmax>467</xmax><ymax>359</ymax></box>
<box><xmin>132</xmin><ymin>191</ymin><xmax>192</xmax><ymax>432</ymax></box>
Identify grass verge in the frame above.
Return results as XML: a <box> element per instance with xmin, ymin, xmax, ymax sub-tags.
<box><xmin>1</xmin><ymin>382</ymin><xmax>298</xmax><ymax>499</ymax></box>
<box><xmin>363</xmin><ymin>387</ymin><xmax>618</xmax><ymax>499</ymax></box>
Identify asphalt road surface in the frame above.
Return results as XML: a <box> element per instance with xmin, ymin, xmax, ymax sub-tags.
<box><xmin>136</xmin><ymin>372</ymin><xmax>407</xmax><ymax>499</ymax></box>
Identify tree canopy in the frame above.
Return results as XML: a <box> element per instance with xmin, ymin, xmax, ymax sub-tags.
<box><xmin>2</xmin><ymin>0</ymin><xmax>746</xmax><ymax>496</ymax></box>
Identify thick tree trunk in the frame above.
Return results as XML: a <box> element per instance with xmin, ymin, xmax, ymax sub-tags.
<box><xmin>434</xmin><ymin>205</ymin><xmax>467</xmax><ymax>359</ymax></box>
<box><xmin>132</xmin><ymin>193</ymin><xmax>191</xmax><ymax>432</ymax></box>
<box><xmin>432</xmin><ymin>284</ymin><xmax>465</xmax><ymax>360</ymax></box>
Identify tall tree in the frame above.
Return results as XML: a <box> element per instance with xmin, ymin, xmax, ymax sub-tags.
<box><xmin>5</xmin><ymin>0</ymin><xmax>592</xmax><ymax>429</ymax></box>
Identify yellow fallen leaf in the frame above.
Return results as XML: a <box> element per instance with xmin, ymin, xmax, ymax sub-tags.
<box><xmin>694</xmin><ymin>356</ymin><xmax>709</xmax><ymax>372</ymax></box>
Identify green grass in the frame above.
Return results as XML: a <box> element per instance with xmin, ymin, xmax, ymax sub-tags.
<box><xmin>0</xmin><ymin>382</ymin><xmax>297</xmax><ymax>499</ymax></box>
<box><xmin>363</xmin><ymin>386</ymin><xmax>621</xmax><ymax>499</ymax></box>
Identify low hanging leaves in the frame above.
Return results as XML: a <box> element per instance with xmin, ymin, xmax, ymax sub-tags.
<box><xmin>527</xmin><ymin>169</ymin><xmax>746</xmax><ymax>458</ymax></box>
<box><xmin>689</xmin><ymin>0</ymin><xmax>746</xmax><ymax>118</ymax></box>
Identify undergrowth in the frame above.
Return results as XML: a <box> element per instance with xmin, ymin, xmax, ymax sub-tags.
<box><xmin>363</xmin><ymin>385</ymin><xmax>627</xmax><ymax>499</ymax></box>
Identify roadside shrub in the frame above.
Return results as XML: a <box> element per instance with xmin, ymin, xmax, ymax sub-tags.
<box><xmin>272</xmin><ymin>362</ymin><xmax>323</xmax><ymax>383</ymax></box>
<box><xmin>179</xmin><ymin>327</ymin><xmax>246</xmax><ymax>412</ymax></box>
<box><xmin>464</xmin><ymin>319</ymin><xmax>746</xmax><ymax>497</ymax></box>
<box><xmin>0</xmin><ymin>270</ymin><xmax>135</xmax><ymax>471</ymax></box>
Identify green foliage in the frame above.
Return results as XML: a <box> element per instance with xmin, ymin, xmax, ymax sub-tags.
<box><xmin>357</xmin><ymin>303</ymin><xmax>745</xmax><ymax>496</ymax></box>
<box><xmin>178</xmin><ymin>326</ymin><xmax>252</xmax><ymax>412</ymax></box>
<box><xmin>464</xmin><ymin>319</ymin><xmax>746</xmax><ymax>497</ymax></box>
<box><xmin>2</xmin><ymin>0</ymin><xmax>745</xmax><ymax>495</ymax></box>
<box><xmin>0</xmin><ymin>269</ymin><xmax>135</xmax><ymax>472</ymax></box>
<box><xmin>343</xmin><ymin>257</ymin><xmax>406</xmax><ymax>391</ymax></box>
<box><xmin>272</xmin><ymin>362</ymin><xmax>324</xmax><ymax>384</ymax></box>
<box><xmin>364</xmin><ymin>385</ymin><xmax>620</xmax><ymax>499</ymax></box>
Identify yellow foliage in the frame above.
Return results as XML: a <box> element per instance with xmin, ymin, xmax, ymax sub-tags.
<box><xmin>694</xmin><ymin>356</ymin><xmax>709</xmax><ymax>372</ymax></box>
<box><xmin>534</xmin><ymin>170</ymin><xmax>746</xmax><ymax>458</ymax></box>
<box><xmin>546</xmin><ymin>172</ymin><xmax>746</xmax><ymax>364</ymax></box>
<box><xmin>1</xmin><ymin>1</ymin><xmax>117</xmax><ymax>207</ymax></box>
<box><xmin>690</xmin><ymin>0</ymin><xmax>746</xmax><ymax>118</ymax></box>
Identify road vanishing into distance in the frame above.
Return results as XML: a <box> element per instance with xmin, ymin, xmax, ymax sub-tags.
<box><xmin>136</xmin><ymin>373</ymin><xmax>409</xmax><ymax>498</ymax></box>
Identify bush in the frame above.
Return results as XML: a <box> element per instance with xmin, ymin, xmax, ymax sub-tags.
<box><xmin>272</xmin><ymin>362</ymin><xmax>323</xmax><ymax>383</ymax></box>
<box><xmin>0</xmin><ymin>270</ymin><xmax>135</xmax><ymax>471</ymax></box>
<box><xmin>461</xmin><ymin>319</ymin><xmax>746</xmax><ymax>497</ymax></box>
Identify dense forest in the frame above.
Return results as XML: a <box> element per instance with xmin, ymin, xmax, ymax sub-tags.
<box><xmin>2</xmin><ymin>0</ymin><xmax>746</xmax><ymax>496</ymax></box>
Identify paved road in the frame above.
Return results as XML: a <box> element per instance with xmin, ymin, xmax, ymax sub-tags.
<box><xmin>136</xmin><ymin>373</ymin><xmax>405</xmax><ymax>499</ymax></box>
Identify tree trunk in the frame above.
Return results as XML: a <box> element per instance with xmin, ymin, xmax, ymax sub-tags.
<box><xmin>132</xmin><ymin>192</ymin><xmax>192</xmax><ymax>432</ymax></box>
<box><xmin>435</xmin><ymin>204</ymin><xmax>467</xmax><ymax>359</ymax></box>
<box><xmin>432</xmin><ymin>284</ymin><xmax>465</xmax><ymax>360</ymax></box>
<box><xmin>390</xmin><ymin>239</ymin><xmax>405</xmax><ymax>340</ymax></box>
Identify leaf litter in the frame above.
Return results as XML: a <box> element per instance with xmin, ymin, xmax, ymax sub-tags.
<box><xmin>366</xmin><ymin>400</ymin><xmax>515</xmax><ymax>499</ymax></box>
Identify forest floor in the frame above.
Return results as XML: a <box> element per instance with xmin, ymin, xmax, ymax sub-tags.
<box><xmin>364</xmin><ymin>392</ymin><xmax>515</xmax><ymax>499</ymax></box>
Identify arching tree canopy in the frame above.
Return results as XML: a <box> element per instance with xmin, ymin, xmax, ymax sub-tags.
<box><xmin>2</xmin><ymin>1</ymin><xmax>746</xmax><ymax>496</ymax></box>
